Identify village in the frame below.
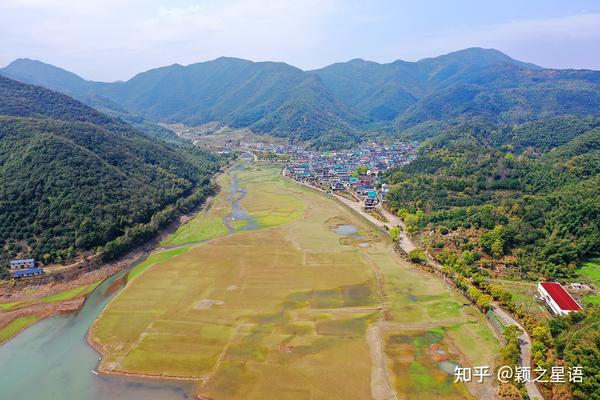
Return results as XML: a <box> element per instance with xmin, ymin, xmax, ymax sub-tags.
<box><xmin>281</xmin><ymin>141</ymin><xmax>416</xmax><ymax>210</ymax></box>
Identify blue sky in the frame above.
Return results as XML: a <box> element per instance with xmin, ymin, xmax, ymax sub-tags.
<box><xmin>1</xmin><ymin>0</ymin><xmax>600</xmax><ymax>81</ymax></box>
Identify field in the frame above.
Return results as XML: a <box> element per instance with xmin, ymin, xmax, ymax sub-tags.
<box><xmin>489</xmin><ymin>279</ymin><xmax>551</xmax><ymax>320</ymax></box>
<box><xmin>578</xmin><ymin>259</ymin><xmax>600</xmax><ymax>304</ymax></box>
<box><xmin>91</xmin><ymin>162</ymin><xmax>499</xmax><ymax>399</ymax></box>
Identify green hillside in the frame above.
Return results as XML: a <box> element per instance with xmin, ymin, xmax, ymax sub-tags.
<box><xmin>5</xmin><ymin>48</ymin><xmax>600</xmax><ymax>145</ymax></box>
<box><xmin>384</xmin><ymin>119</ymin><xmax>600</xmax><ymax>279</ymax></box>
<box><xmin>0</xmin><ymin>76</ymin><xmax>221</xmax><ymax>277</ymax></box>
<box><xmin>97</xmin><ymin>57</ymin><xmax>365</xmax><ymax>139</ymax></box>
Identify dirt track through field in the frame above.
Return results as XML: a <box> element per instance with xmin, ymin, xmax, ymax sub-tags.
<box><xmin>367</xmin><ymin>322</ymin><xmax>398</xmax><ymax>400</ymax></box>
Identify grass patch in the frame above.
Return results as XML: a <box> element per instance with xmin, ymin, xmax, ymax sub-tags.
<box><xmin>0</xmin><ymin>281</ymin><xmax>101</xmax><ymax>311</ymax></box>
<box><xmin>127</xmin><ymin>245</ymin><xmax>194</xmax><ymax>282</ymax></box>
<box><xmin>0</xmin><ymin>301</ymin><xmax>26</xmax><ymax>311</ymax></box>
<box><xmin>577</xmin><ymin>260</ymin><xmax>600</xmax><ymax>304</ymax></box>
<box><xmin>579</xmin><ymin>260</ymin><xmax>600</xmax><ymax>286</ymax></box>
<box><xmin>42</xmin><ymin>281</ymin><xmax>101</xmax><ymax>303</ymax></box>
<box><xmin>385</xmin><ymin>331</ymin><xmax>472</xmax><ymax>399</ymax></box>
<box><xmin>0</xmin><ymin>315</ymin><xmax>39</xmax><ymax>344</ymax></box>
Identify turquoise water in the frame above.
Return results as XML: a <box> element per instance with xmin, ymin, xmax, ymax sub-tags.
<box><xmin>0</xmin><ymin>267</ymin><xmax>194</xmax><ymax>399</ymax></box>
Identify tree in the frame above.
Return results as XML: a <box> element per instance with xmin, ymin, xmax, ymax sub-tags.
<box><xmin>468</xmin><ymin>285</ymin><xmax>482</xmax><ymax>302</ymax></box>
<box><xmin>389</xmin><ymin>226</ymin><xmax>402</xmax><ymax>242</ymax></box>
<box><xmin>476</xmin><ymin>294</ymin><xmax>493</xmax><ymax>310</ymax></box>
<box><xmin>396</xmin><ymin>208</ymin><xmax>409</xmax><ymax>219</ymax></box>
<box><xmin>491</xmin><ymin>239</ymin><xmax>505</xmax><ymax>258</ymax></box>
<box><xmin>408</xmin><ymin>249</ymin><xmax>427</xmax><ymax>264</ymax></box>
<box><xmin>404</xmin><ymin>214</ymin><xmax>420</xmax><ymax>234</ymax></box>
<box><xmin>497</xmin><ymin>383</ymin><xmax>522</xmax><ymax>400</ymax></box>
<box><xmin>355</xmin><ymin>165</ymin><xmax>368</xmax><ymax>176</ymax></box>
<box><xmin>531</xmin><ymin>325</ymin><xmax>551</xmax><ymax>346</ymax></box>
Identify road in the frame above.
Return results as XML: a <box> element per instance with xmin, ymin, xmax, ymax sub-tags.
<box><xmin>492</xmin><ymin>305</ymin><xmax>544</xmax><ymax>400</ymax></box>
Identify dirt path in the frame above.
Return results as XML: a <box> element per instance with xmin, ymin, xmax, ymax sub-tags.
<box><xmin>367</xmin><ymin>321</ymin><xmax>399</xmax><ymax>400</ymax></box>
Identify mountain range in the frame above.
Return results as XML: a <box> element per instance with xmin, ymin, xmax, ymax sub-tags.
<box><xmin>2</xmin><ymin>48</ymin><xmax>600</xmax><ymax>144</ymax></box>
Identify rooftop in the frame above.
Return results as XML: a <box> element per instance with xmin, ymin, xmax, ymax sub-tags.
<box><xmin>540</xmin><ymin>282</ymin><xmax>582</xmax><ymax>311</ymax></box>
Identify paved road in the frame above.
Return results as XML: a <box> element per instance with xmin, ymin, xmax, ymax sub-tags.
<box><xmin>492</xmin><ymin>305</ymin><xmax>544</xmax><ymax>400</ymax></box>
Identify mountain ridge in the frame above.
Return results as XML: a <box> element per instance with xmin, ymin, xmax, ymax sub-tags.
<box><xmin>2</xmin><ymin>48</ymin><xmax>600</xmax><ymax>144</ymax></box>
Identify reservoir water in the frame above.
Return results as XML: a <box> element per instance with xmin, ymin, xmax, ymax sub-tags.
<box><xmin>0</xmin><ymin>267</ymin><xmax>194</xmax><ymax>399</ymax></box>
<box><xmin>334</xmin><ymin>224</ymin><xmax>359</xmax><ymax>236</ymax></box>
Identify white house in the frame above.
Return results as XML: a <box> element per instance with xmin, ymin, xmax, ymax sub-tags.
<box><xmin>538</xmin><ymin>282</ymin><xmax>582</xmax><ymax>316</ymax></box>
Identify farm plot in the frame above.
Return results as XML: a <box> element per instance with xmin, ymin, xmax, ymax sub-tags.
<box><xmin>91</xmin><ymin>163</ymin><xmax>499</xmax><ymax>400</ymax></box>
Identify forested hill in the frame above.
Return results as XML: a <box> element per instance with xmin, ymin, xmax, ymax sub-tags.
<box><xmin>384</xmin><ymin>116</ymin><xmax>600</xmax><ymax>279</ymax></box>
<box><xmin>0</xmin><ymin>75</ymin><xmax>113</xmax><ymax>125</ymax></box>
<box><xmin>0</xmin><ymin>60</ymin><xmax>184</xmax><ymax>143</ymax></box>
<box><xmin>3</xmin><ymin>48</ymin><xmax>600</xmax><ymax>145</ymax></box>
<box><xmin>0</xmin><ymin>76</ymin><xmax>222</xmax><ymax>277</ymax></box>
<box><xmin>1</xmin><ymin>57</ymin><xmax>365</xmax><ymax>142</ymax></box>
<box><xmin>382</xmin><ymin>115</ymin><xmax>600</xmax><ymax>400</ymax></box>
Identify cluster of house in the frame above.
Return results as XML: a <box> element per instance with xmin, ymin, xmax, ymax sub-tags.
<box><xmin>283</xmin><ymin>142</ymin><xmax>415</xmax><ymax>209</ymax></box>
<box><xmin>8</xmin><ymin>259</ymin><xmax>44</xmax><ymax>279</ymax></box>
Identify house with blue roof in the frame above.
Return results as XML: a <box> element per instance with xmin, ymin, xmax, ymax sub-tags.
<box><xmin>9</xmin><ymin>258</ymin><xmax>44</xmax><ymax>279</ymax></box>
<box><xmin>12</xmin><ymin>268</ymin><xmax>45</xmax><ymax>279</ymax></box>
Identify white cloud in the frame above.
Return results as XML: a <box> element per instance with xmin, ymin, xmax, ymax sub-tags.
<box><xmin>0</xmin><ymin>0</ymin><xmax>339</xmax><ymax>80</ymax></box>
<box><xmin>389</xmin><ymin>12</ymin><xmax>600</xmax><ymax>69</ymax></box>
<box><xmin>0</xmin><ymin>1</ymin><xmax>599</xmax><ymax>80</ymax></box>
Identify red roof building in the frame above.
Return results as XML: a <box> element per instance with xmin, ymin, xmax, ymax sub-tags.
<box><xmin>538</xmin><ymin>282</ymin><xmax>582</xmax><ymax>316</ymax></box>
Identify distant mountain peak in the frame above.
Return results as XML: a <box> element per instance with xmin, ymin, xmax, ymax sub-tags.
<box><xmin>418</xmin><ymin>47</ymin><xmax>541</xmax><ymax>69</ymax></box>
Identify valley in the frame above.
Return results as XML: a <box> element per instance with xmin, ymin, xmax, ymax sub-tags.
<box><xmin>1</xmin><ymin>42</ymin><xmax>599</xmax><ymax>400</ymax></box>
<box><xmin>89</xmin><ymin>159</ymin><xmax>499</xmax><ymax>399</ymax></box>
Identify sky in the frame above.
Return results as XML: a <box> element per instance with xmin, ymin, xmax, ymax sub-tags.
<box><xmin>1</xmin><ymin>0</ymin><xmax>600</xmax><ymax>81</ymax></box>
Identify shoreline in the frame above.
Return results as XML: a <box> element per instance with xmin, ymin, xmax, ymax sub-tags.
<box><xmin>86</xmin><ymin>158</ymin><xmax>246</xmax><ymax>384</ymax></box>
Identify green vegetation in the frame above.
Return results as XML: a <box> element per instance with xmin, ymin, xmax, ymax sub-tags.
<box><xmin>385</xmin><ymin>121</ymin><xmax>600</xmax><ymax>279</ymax></box>
<box><xmin>41</xmin><ymin>281</ymin><xmax>101</xmax><ymax>303</ymax></box>
<box><xmin>0</xmin><ymin>316</ymin><xmax>40</xmax><ymax>344</ymax></box>
<box><xmin>5</xmin><ymin>48</ymin><xmax>600</xmax><ymax>149</ymax></box>
<box><xmin>551</xmin><ymin>306</ymin><xmax>600</xmax><ymax>400</ymax></box>
<box><xmin>127</xmin><ymin>246</ymin><xmax>195</xmax><ymax>282</ymax></box>
<box><xmin>385</xmin><ymin>114</ymin><xmax>600</xmax><ymax>399</ymax></box>
<box><xmin>384</xmin><ymin>330</ymin><xmax>472</xmax><ymax>399</ymax></box>
<box><xmin>0</xmin><ymin>301</ymin><xmax>24</xmax><ymax>311</ymax></box>
<box><xmin>388</xmin><ymin>226</ymin><xmax>401</xmax><ymax>241</ymax></box>
<box><xmin>579</xmin><ymin>260</ymin><xmax>600</xmax><ymax>304</ymax></box>
<box><xmin>0</xmin><ymin>76</ymin><xmax>222</xmax><ymax>275</ymax></box>
<box><xmin>0</xmin><ymin>280</ymin><xmax>102</xmax><ymax>311</ymax></box>
<box><xmin>496</xmin><ymin>326</ymin><xmax>526</xmax><ymax>397</ymax></box>
<box><xmin>408</xmin><ymin>249</ymin><xmax>427</xmax><ymax>264</ymax></box>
